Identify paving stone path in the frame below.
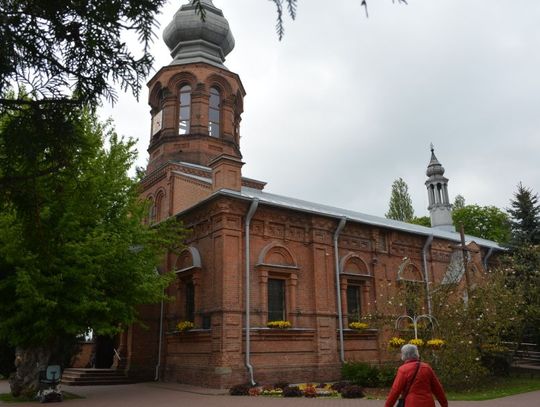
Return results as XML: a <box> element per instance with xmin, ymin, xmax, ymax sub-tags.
<box><xmin>1</xmin><ymin>380</ymin><xmax>539</xmax><ymax>406</ymax></box>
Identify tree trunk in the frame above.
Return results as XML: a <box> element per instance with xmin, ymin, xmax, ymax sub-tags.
<box><xmin>9</xmin><ymin>346</ymin><xmax>51</xmax><ymax>398</ymax></box>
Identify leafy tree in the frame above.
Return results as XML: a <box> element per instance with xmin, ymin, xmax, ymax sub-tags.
<box><xmin>503</xmin><ymin>245</ymin><xmax>540</xmax><ymax>348</ymax></box>
<box><xmin>452</xmin><ymin>194</ymin><xmax>466</xmax><ymax>210</ymax></box>
<box><xmin>507</xmin><ymin>183</ymin><xmax>540</xmax><ymax>246</ymax></box>
<box><xmin>452</xmin><ymin>205</ymin><xmax>511</xmax><ymax>244</ymax></box>
<box><xmin>0</xmin><ymin>101</ymin><xmax>185</xmax><ymax>396</ymax></box>
<box><xmin>410</xmin><ymin>216</ymin><xmax>431</xmax><ymax>227</ymax></box>
<box><xmin>426</xmin><ymin>269</ymin><xmax>525</xmax><ymax>386</ymax></box>
<box><xmin>386</xmin><ymin>178</ymin><xmax>415</xmax><ymax>222</ymax></box>
<box><xmin>0</xmin><ymin>0</ymin><xmax>169</xmax><ymax>105</ymax></box>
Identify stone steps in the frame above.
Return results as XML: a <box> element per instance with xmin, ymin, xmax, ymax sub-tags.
<box><xmin>62</xmin><ymin>368</ymin><xmax>134</xmax><ymax>386</ymax></box>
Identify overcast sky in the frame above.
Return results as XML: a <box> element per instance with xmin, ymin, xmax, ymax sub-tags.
<box><xmin>100</xmin><ymin>0</ymin><xmax>540</xmax><ymax>219</ymax></box>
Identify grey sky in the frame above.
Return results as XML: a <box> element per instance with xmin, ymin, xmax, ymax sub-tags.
<box><xmin>99</xmin><ymin>0</ymin><xmax>540</xmax><ymax>218</ymax></box>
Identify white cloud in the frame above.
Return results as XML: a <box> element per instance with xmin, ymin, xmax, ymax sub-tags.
<box><xmin>100</xmin><ymin>0</ymin><xmax>540</xmax><ymax>218</ymax></box>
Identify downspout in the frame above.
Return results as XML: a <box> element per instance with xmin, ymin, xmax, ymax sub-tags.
<box><xmin>155</xmin><ymin>266</ymin><xmax>165</xmax><ymax>381</ymax></box>
<box><xmin>422</xmin><ymin>235</ymin><xmax>434</xmax><ymax>316</ymax></box>
<box><xmin>483</xmin><ymin>247</ymin><xmax>494</xmax><ymax>271</ymax></box>
<box><xmin>245</xmin><ymin>199</ymin><xmax>259</xmax><ymax>386</ymax></box>
<box><xmin>334</xmin><ymin>217</ymin><xmax>347</xmax><ymax>363</ymax></box>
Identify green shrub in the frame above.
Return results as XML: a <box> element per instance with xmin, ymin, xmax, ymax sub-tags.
<box><xmin>342</xmin><ymin>362</ymin><xmax>380</xmax><ymax>387</ymax></box>
<box><xmin>378</xmin><ymin>364</ymin><xmax>398</xmax><ymax>386</ymax></box>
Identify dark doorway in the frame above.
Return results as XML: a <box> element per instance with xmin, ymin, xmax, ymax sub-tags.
<box><xmin>94</xmin><ymin>336</ymin><xmax>115</xmax><ymax>369</ymax></box>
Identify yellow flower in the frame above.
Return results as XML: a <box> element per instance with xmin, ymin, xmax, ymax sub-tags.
<box><xmin>409</xmin><ymin>338</ymin><xmax>424</xmax><ymax>347</ymax></box>
<box><xmin>426</xmin><ymin>339</ymin><xmax>445</xmax><ymax>349</ymax></box>
<box><xmin>176</xmin><ymin>320</ymin><xmax>194</xmax><ymax>332</ymax></box>
<box><xmin>388</xmin><ymin>337</ymin><xmax>406</xmax><ymax>348</ymax></box>
<box><xmin>267</xmin><ymin>320</ymin><xmax>292</xmax><ymax>329</ymax></box>
<box><xmin>349</xmin><ymin>322</ymin><xmax>369</xmax><ymax>330</ymax></box>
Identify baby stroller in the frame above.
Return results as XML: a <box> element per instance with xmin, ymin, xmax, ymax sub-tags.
<box><xmin>37</xmin><ymin>365</ymin><xmax>63</xmax><ymax>403</ymax></box>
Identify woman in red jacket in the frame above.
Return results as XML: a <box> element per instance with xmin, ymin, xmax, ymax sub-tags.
<box><xmin>385</xmin><ymin>344</ymin><xmax>448</xmax><ymax>407</ymax></box>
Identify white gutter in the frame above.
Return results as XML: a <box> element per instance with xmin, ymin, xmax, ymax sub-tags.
<box><xmin>422</xmin><ymin>235</ymin><xmax>434</xmax><ymax>316</ymax></box>
<box><xmin>334</xmin><ymin>217</ymin><xmax>347</xmax><ymax>363</ymax></box>
<box><xmin>483</xmin><ymin>247</ymin><xmax>494</xmax><ymax>271</ymax></box>
<box><xmin>244</xmin><ymin>199</ymin><xmax>259</xmax><ymax>386</ymax></box>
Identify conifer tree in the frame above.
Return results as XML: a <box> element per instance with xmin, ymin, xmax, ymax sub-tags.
<box><xmin>508</xmin><ymin>183</ymin><xmax>540</xmax><ymax>245</ymax></box>
<box><xmin>386</xmin><ymin>178</ymin><xmax>415</xmax><ymax>222</ymax></box>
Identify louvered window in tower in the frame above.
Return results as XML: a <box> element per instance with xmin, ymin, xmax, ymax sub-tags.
<box><xmin>179</xmin><ymin>85</ymin><xmax>191</xmax><ymax>135</ymax></box>
<box><xmin>209</xmin><ymin>87</ymin><xmax>220</xmax><ymax>137</ymax></box>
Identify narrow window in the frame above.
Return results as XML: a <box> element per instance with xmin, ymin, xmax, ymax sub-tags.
<box><xmin>209</xmin><ymin>87</ymin><xmax>220</xmax><ymax>137</ymax></box>
<box><xmin>268</xmin><ymin>279</ymin><xmax>285</xmax><ymax>321</ymax></box>
<box><xmin>179</xmin><ymin>85</ymin><xmax>191</xmax><ymax>135</ymax></box>
<box><xmin>347</xmin><ymin>285</ymin><xmax>361</xmax><ymax>322</ymax></box>
<box><xmin>185</xmin><ymin>281</ymin><xmax>195</xmax><ymax>322</ymax></box>
<box><xmin>154</xmin><ymin>192</ymin><xmax>164</xmax><ymax>222</ymax></box>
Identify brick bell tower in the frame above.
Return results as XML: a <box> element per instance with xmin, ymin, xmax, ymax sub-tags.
<box><xmin>146</xmin><ymin>0</ymin><xmax>245</xmax><ymax>174</ymax></box>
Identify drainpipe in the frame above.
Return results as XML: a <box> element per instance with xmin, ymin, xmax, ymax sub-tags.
<box><xmin>245</xmin><ymin>199</ymin><xmax>259</xmax><ymax>386</ymax></box>
<box><xmin>422</xmin><ymin>235</ymin><xmax>434</xmax><ymax>316</ymax></box>
<box><xmin>155</xmin><ymin>266</ymin><xmax>165</xmax><ymax>381</ymax></box>
<box><xmin>334</xmin><ymin>217</ymin><xmax>347</xmax><ymax>363</ymax></box>
<box><xmin>483</xmin><ymin>247</ymin><xmax>494</xmax><ymax>272</ymax></box>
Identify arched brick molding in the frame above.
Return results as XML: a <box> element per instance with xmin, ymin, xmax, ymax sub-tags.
<box><xmin>256</xmin><ymin>243</ymin><xmax>299</xmax><ymax>326</ymax></box>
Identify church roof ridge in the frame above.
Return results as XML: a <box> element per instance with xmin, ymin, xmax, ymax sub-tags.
<box><xmin>214</xmin><ymin>187</ymin><xmax>502</xmax><ymax>250</ymax></box>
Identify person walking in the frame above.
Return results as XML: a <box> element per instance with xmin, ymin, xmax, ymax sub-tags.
<box><xmin>385</xmin><ymin>344</ymin><xmax>448</xmax><ymax>407</ymax></box>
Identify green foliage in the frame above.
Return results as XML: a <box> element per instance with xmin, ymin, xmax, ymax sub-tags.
<box><xmin>453</xmin><ymin>194</ymin><xmax>466</xmax><ymax>210</ymax></box>
<box><xmin>341</xmin><ymin>362</ymin><xmax>387</xmax><ymax>387</ymax></box>
<box><xmin>508</xmin><ymin>183</ymin><xmax>540</xmax><ymax>246</ymax></box>
<box><xmin>0</xmin><ymin>102</ymin><xmax>184</xmax><ymax>349</ymax></box>
<box><xmin>410</xmin><ymin>216</ymin><xmax>431</xmax><ymax>227</ymax></box>
<box><xmin>386</xmin><ymin>178</ymin><xmax>415</xmax><ymax>222</ymax></box>
<box><xmin>452</xmin><ymin>205</ymin><xmax>511</xmax><ymax>244</ymax></box>
<box><xmin>426</xmin><ymin>269</ymin><xmax>525</xmax><ymax>387</ymax></box>
<box><xmin>445</xmin><ymin>376</ymin><xmax>540</xmax><ymax>401</ymax></box>
<box><xmin>0</xmin><ymin>0</ymin><xmax>169</xmax><ymax>104</ymax></box>
<box><xmin>502</xmin><ymin>245</ymin><xmax>540</xmax><ymax>346</ymax></box>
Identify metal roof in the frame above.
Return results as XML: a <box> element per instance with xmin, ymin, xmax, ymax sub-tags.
<box><xmin>215</xmin><ymin>187</ymin><xmax>503</xmax><ymax>251</ymax></box>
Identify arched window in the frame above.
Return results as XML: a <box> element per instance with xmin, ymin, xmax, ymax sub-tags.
<box><xmin>154</xmin><ymin>191</ymin><xmax>164</xmax><ymax>222</ymax></box>
<box><xmin>208</xmin><ymin>87</ymin><xmax>220</xmax><ymax>137</ymax></box>
<box><xmin>179</xmin><ymin>85</ymin><xmax>191</xmax><ymax>135</ymax></box>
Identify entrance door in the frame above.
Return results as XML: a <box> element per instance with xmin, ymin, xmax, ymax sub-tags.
<box><xmin>94</xmin><ymin>335</ymin><xmax>115</xmax><ymax>368</ymax></box>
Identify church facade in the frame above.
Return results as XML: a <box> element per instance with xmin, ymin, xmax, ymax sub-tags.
<box><xmin>119</xmin><ymin>0</ymin><xmax>502</xmax><ymax>388</ymax></box>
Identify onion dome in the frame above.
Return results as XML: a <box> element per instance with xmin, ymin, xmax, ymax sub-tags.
<box><xmin>163</xmin><ymin>0</ymin><xmax>235</xmax><ymax>69</ymax></box>
<box><xmin>426</xmin><ymin>144</ymin><xmax>445</xmax><ymax>177</ymax></box>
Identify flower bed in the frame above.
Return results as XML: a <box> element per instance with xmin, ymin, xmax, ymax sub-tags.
<box><xmin>229</xmin><ymin>382</ymin><xmax>363</xmax><ymax>398</ymax></box>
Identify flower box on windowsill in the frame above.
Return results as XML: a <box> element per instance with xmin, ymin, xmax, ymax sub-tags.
<box><xmin>266</xmin><ymin>320</ymin><xmax>292</xmax><ymax>329</ymax></box>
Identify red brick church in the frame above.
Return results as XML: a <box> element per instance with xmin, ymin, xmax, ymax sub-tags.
<box><xmin>116</xmin><ymin>0</ymin><xmax>502</xmax><ymax>388</ymax></box>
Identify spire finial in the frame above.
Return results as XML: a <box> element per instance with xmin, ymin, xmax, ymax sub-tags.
<box><xmin>430</xmin><ymin>143</ymin><xmax>435</xmax><ymax>153</ymax></box>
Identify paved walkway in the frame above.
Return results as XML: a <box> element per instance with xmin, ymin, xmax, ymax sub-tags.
<box><xmin>1</xmin><ymin>380</ymin><xmax>539</xmax><ymax>406</ymax></box>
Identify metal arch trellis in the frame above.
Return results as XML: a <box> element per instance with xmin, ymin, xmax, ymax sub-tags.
<box><xmin>395</xmin><ymin>314</ymin><xmax>438</xmax><ymax>340</ymax></box>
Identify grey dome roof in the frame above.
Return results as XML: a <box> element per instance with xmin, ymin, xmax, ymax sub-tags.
<box><xmin>163</xmin><ymin>0</ymin><xmax>235</xmax><ymax>69</ymax></box>
<box><xmin>426</xmin><ymin>145</ymin><xmax>445</xmax><ymax>177</ymax></box>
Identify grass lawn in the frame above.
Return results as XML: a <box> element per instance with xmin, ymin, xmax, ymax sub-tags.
<box><xmin>364</xmin><ymin>374</ymin><xmax>540</xmax><ymax>401</ymax></box>
<box><xmin>446</xmin><ymin>375</ymin><xmax>540</xmax><ymax>401</ymax></box>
